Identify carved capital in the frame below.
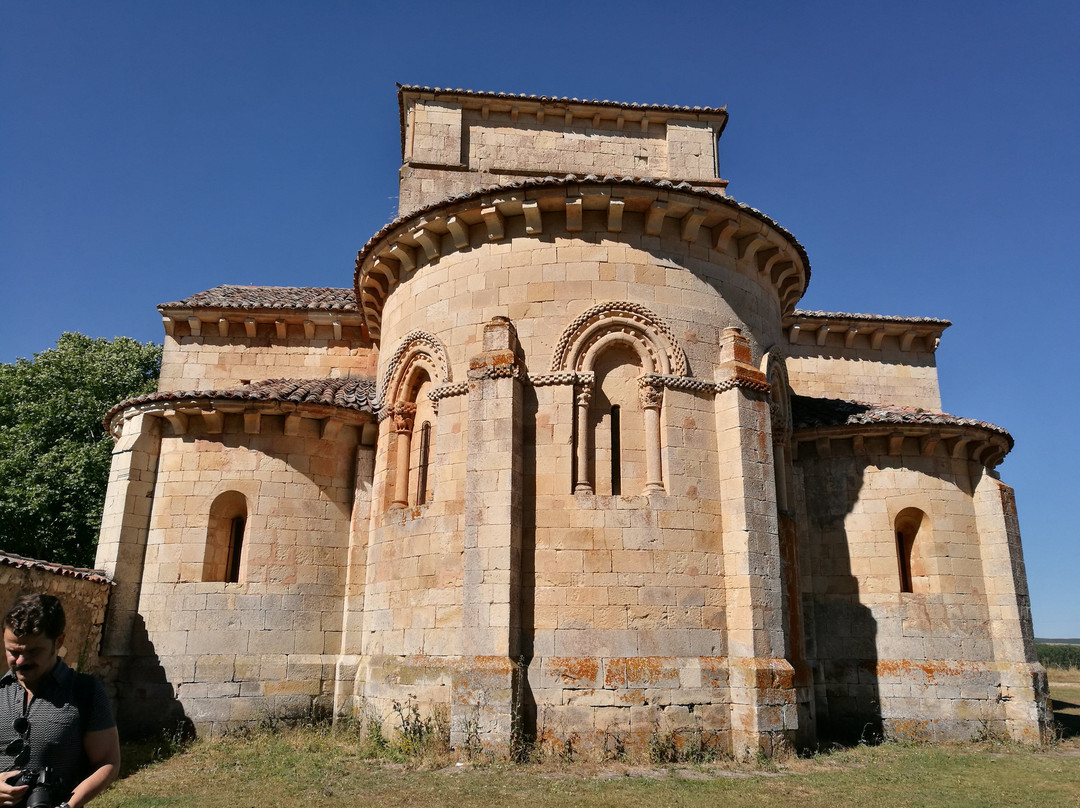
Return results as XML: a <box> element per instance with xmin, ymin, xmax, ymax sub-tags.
<box><xmin>390</xmin><ymin>402</ymin><xmax>417</xmax><ymax>433</ymax></box>
<box><xmin>638</xmin><ymin>378</ymin><xmax>664</xmax><ymax>410</ymax></box>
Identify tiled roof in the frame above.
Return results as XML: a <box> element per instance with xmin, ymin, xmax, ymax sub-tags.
<box><xmin>158</xmin><ymin>286</ymin><xmax>358</xmax><ymax>313</ymax></box>
<box><xmin>359</xmin><ymin>174</ymin><xmax>811</xmax><ymax>282</ymax></box>
<box><xmin>105</xmin><ymin>376</ymin><xmax>377</xmax><ymax>427</ymax></box>
<box><xmin>398</xmin><ymin>84</ymin><xmax>728</xmax><ymax>115</ymax></box>
<box><xmin>791</xmin><ymin>395</ymin><xmax>1012</xmax><ymax>445</ymax></box>
<box><xmin>0</xmin><ymin>552</ymin><xmax>113</xmax><ymax>584</ymax></box>
<box><xmin>790</xmin><ymin>310</ymin><xmax>951</xmax><ymax>326</ymax></box>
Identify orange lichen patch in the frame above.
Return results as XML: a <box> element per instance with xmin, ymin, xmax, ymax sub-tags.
<box><xmin>603</xmin><ymin>657</ymin><xmax>679</xmax><ymax>689</ymax></box>
<box><xmin>884</xmin><ymin>717</ymin><xmax>936</xmax><ymax>742</ymax></box>
<box><xmin>699</xmin><ymin>657</ymin><xmax>730</xmax><ymax>689</ymax></box>
<box><xmin>545</xmin><ymin>657</ymin><xmax>600</xmax><ymax>686</ymax></box>
<box><xmin>873</xmin><ymin>659</ymin><xmax>982</xmax><ymax>684</ymax></box>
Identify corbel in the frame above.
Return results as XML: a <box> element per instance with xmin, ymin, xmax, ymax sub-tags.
<box><xmin>680</xmin><ymin>208</ymin><xmax>707</xmax><ymax>242</ymax></box>
<box><xmin>275</xmin><ymin>320</ymin><xmax>288</xmax><ymax>340</ymax></box>
<box><xmin>522</xmin><ymin>200</ymin><xmax>543</xmax><ymax>235</ymax></box>
<box><xmin>217</xmin><ymin>318</ymin><xmax>229</xmax><ymax>337</ymax></box>
<box><xmin>321</xmin><ymin>418</ymin><xmax>343</xmax><ymax>441</ymax></box>
<box><xmin>187</xmin><ymin>317</ymin><xmax>202</xmax><ymax>337</ymax></box>
<box><xmin>202</xmin><ymin>410</ymin><xmax>224</xmax><ymax>434</ymax></box>
<box><xmin>244</xmin><ymin>318</ymin><xmax>257</xmax><ymax>338</ymax></box>
<box><xmin>816</xmin><ymin>325</ymin><xmax>830</xmax><ymax>347</ymax></box>
<box><xmin>284</xmin><ymin>414</ymin><xmax>303</xmax><ymax>436</ymax></box>
<box><xmin>244</xmin><ymin>412</ymin><xmax>261</xmax><ymax>435</ymax></box>
<box><xmin>446</xmin><ymin>215</ymin><xmax>470</xmax><ymax>249</ymax></box>
<box><xmin>304</xmin><ymin>320</ymin><xmax>316</xmax><ymax>340</ymax></box>
<box><xmin>713</xmin><ymin>218</ymin><xmax>740</xmax><ymax>252</ymax></box>
<box><xmin>644</xmin><ymin>201</ymin><xmax>667</xmax><ymax>236</ymax></box>
<box><xmin>481</xmin><ymin>206</ymin><xmax>505</xmax><ymax>241</ymax></box>
<box><xmin>413</xmin><ymin>228</ymin><xmax>442</xmax><ymax>261</ymax></box>
<box><xmin>388</xmin><ymin>243</ymin><xmax>416</xmax><ymax>272</ymax></box>
<box><xmin>607</xmin><ymin>199</ymin><xmax>625</xmax><ymax>233</ymax></box>
<box><xmin>565</xmin><ymin>198</ymin><xmax>583</xmax><ymax>232</ymax></box>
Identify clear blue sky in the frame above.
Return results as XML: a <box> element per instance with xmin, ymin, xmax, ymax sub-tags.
<box><xmin>2</xmin><ymin>1</ymin><xmax>1077</xmax><ymax>636</ymax></box>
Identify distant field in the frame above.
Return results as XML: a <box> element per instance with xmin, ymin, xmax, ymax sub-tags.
<box><xmin>1038</xmin><ymin>642</ymin><xmax>1080</xmax><ymax>670</ymax></box>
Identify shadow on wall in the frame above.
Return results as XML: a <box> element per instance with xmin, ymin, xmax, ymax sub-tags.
<box><xmin>799</xmin><ymin>456</ymin><xmax>883</xmax><ymax>745</ymax></box>
<box><xmin>517</xmin><ymin>383</ymin><xmax>539</xmax><ymax>744</ymax></box>
<box><xmin>110</xmin><ymin>614</ymin><xmax>194</xmax><ymax>742</ymax></box>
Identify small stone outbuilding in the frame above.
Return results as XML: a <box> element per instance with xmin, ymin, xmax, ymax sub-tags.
<box><xmin>94</xmin><ymin>86</ymin><xmax>1052</xmax><ymax>755</ymax></box>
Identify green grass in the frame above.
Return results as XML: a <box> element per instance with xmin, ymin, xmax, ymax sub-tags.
<box><xmin>96</xmin><ymin>678</ymin><xmax>1080</xmax><ymax>808</ymax></box>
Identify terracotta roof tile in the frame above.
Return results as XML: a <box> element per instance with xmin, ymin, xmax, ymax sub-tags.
<box><xmin>790</xmin><ymin>309</ymin><xmax>951</xmax><ymax>326</ymax></box>
<box><xmin>791</xmin><ymin>394</ymin><xmax>1012</xmax><ymax>445</ymax></box>
<box><xmin>105</xmin><ymin>376</ymin><xmax>376</xmax><ymax>428</ymax></box>
<box><xmin>0</xmin><ymin>552</ymin><xmax>113</xmax><ymax>584</ymax></box>
<box><xmin>159</xmin><ymin>285</ymin><xmax>357</xmax><ymax>313</ymax></box>
<box><xmin>398</xmin><ymin>84</ymin><xmax>728</xmax><ymax>115</ymax></box>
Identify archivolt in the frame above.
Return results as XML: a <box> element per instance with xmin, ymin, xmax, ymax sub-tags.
<box><xmin>551</xmin><ymin>301</ymin><xmax>688</xmax><ymax>376</ymax></box>
<box><xmin>380</xmin><ymin>330</ymin><xmax>451</xmax><ymax>406</ymax></box>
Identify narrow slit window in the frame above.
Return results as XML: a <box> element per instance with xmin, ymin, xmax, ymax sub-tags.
<box><xmin>897</xmin><ymin>529</ymin><xmax>913</xmax><ymax>593</ymax></box>
<box><xmin>610</xmin><ymin>405</ymin><xmax>621</xmax><ymax>496</ymax></box>
<box><xmin>226</xmin><ymin>516</ymin><xmax>245</xmax><ymax>583</ymax></box>
<box><xmin>417</xmin><ymin>421</ymin><xmax>431</xmax><ymax>506</ymax></box>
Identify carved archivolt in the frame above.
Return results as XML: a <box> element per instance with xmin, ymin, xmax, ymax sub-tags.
<box><xmin>761</xmin><ymin>348</ymin><xmax>792</xmax><ymax>438</ymax></box>
<box><xmin>550</xmin><ymin>301</ymin><xmax>688</xmax><ymax>376</ymax></box>
<box><xmin>378</xmin><ymin>330</ymin><xmax>451</xmax><ymax>409</ymax></box>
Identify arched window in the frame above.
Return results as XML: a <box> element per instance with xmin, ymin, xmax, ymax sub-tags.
<box><xmin>895</xmin><ymin>507</ymin><xmax>928</xmax><ymax>594</ymax></box>
<box><xmin>205</xmin><ymin>491</ymin><xmax>248</xmax><ymax>583</ymax></box>
<box><xmin>390</xmin><ymin>366</ymin><xmax>437</xmax><ymax>509</ymax></box>
<box><xmin>555</xmin><ymin>302</ymin><xmax>684</xmax><ymax>497</ymax></box>
<box><xmin>589</xmin><ymin>346</ymin><xmax>645</xmax><ymax>495</ymax></box>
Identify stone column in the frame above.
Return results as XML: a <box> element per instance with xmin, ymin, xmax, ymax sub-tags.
<box><xmin>638</xmin><ymin>377</ymin><xmax>664</xmax><ymax>494</ymax></box>
<box><xmin>972</xmin><ymin>468</ymin><xmax>1053</xmax><ymax>743</ymax></box>
<box><xmin>389</xmin><ymin>404</ymin><xmax>416</xmax><ymax>509</ymax></box>
<box><xmin>713</xmin><ymin>328</ymin><xmax>797</xmax><ymax>757</ymax></box>
<box><xmin>94</xmin><ymin>412</ymin><xmax>162</xmax><ymax>656</ymax></box>
<box><xmin>457</xmin><ymin>316</ymin><xmax>524</xmax><ymax>749</ymax></box>
<box><xmin>573</xmin><ymin>376</ymin><xmax>593</xmax><ymax>494</ymax></box>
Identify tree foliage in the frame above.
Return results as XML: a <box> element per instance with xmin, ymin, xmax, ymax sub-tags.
<box><xmin>0</xmin><ymin>333</ymin><xmax>161</xmax><ymax>567</ymax></box>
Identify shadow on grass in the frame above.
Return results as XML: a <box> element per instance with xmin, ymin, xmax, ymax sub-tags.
<box><xmin>1051</xmin><ymin>698</ymin><xmax>1080</xmax><ymax>740</ymax></box>
<box><xmin>117</xmin><ymin>724</ymin><xmax>195</xmax><ymax>779</ymax></box>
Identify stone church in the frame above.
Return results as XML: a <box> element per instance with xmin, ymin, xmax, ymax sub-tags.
<box><xmin>94</xmin><ymin>86</ymin><xmax>1051</xmax><ymax>755</ymax></box>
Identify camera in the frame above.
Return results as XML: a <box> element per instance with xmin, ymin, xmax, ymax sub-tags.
<box><xmin>6</xmin><ymin>767</ymin><xmax>59</xmax><ymax>808</ymax></box>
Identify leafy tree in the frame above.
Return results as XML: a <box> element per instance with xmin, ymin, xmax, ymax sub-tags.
<box><xmin>0</xmin><ymin>333</ymin><xmax>161</xmax><ymax>567</ymax></box>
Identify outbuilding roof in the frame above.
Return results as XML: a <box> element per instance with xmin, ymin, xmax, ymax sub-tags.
<box><xmin>0</xmin><ymin>552</ymin><xmax>113</xmax><ymax>584</ymax></box>
<box><xmin>159</xmin><ymin>285</ymin><xmax>357</xmax><ymax>313</ymax></box>
<box><xmin>791</xmin><ymin>394</ymin><xmax>1012</xmax><ymax>445</ymax></box>
<box><xmin>105</xmin><ymin>376</ymin><xmax>376</xmax><ymax>432</ymax></box>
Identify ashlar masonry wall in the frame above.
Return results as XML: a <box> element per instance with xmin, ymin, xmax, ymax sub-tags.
<box><xmin>352</xmin><ymin>189</ymin><xmax>802</xmax><ymax>755</ymax></box>
<box><xmin>157</xmin><ymin>318</ymin><xmax>376</xmax><ymax>391</ymax></box>
<box><xmin>101</xmin><ymin>412</ymin><xmax>364</xmax><ymax>733</ymax></box>
<box><xmin>795</xmin><ymin>441</ymin><xmax>1049</xmax><ymax>742</ymax></box>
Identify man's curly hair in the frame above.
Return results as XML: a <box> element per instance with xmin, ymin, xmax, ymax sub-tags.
<box><xmin>3</xmin><ymin>594</ymin><xmax>66</xmax><ymax>640</ymax></box>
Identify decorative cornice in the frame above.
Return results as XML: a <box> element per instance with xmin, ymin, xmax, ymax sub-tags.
<box><xmin>354</xmin><ymin>177</ymin><xmax>811</xmax><ymax>338</ymax></box>
<box><xmin>105</xmin><ymin>377</ymin><xmax>375</xmax><ymax>438</ymax></box>
<box><xmin>790</xmin><ymin>395</ymin><xmax>1013</xmax><ymax>468</ymax></box>
<box><xmin>784</xmin><ymin>310</ymin><xmax>949</xmax><ymax>353</ymax></box>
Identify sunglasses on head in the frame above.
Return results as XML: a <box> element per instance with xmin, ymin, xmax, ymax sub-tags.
<box><xmin>4</xmin><ymin>716</ymin><xmax>29</xmax><ymax>766</ymax></box>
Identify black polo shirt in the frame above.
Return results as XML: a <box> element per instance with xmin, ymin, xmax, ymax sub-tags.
<box><xmin>1</xmin><ymin>658</ymin><xmax>115</xmax><ymax>798</ymax></box>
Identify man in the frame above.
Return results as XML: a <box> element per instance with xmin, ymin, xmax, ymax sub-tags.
<box><xmin>1</xmin><ymin>595</ymin><xmax>119</xmax><ymax>808</ymax></box>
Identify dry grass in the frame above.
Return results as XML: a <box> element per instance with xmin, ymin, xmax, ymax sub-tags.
<box><xmin>93</xmin><ymin>679</ymin><xmax>1080</xmax><ymax>808</ymax></box>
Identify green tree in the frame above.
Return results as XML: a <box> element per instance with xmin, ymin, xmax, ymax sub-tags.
<box><xmin>0</xmin><ymin>333</ymin><xmax>161</xmax><ymax>567</ymax></box>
